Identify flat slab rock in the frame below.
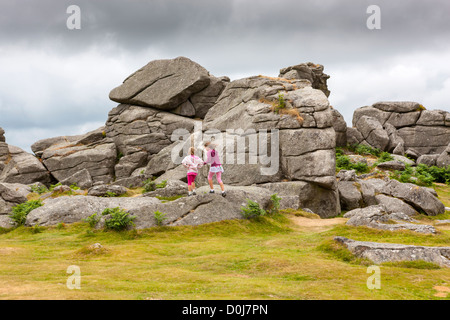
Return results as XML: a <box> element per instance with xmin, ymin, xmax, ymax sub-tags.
<box><xmin>25</xmin><ymin>185</ymin><xmax>272</xmax><ymax>229</ymax></box>
<box><xmin>335</xmin><ymin>236</ymin><xmax>450</xmax><ymax>267</ymax></box>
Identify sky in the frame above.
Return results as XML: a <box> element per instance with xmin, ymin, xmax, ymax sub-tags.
<box><xmin>1</xmin><ymin>0</ymin><xmax>449</xmax><ymax>152</ymax></box>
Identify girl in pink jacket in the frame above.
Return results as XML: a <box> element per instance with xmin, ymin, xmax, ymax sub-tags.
<box><xmin>181</xmin><ymin>147</ymin><xmax>204</xmax><ymax>196</ymax></box>
<box><xmin>204</xmin><ymin>141</ymin><xmax>226</xmax><ymax>197</ymax></box>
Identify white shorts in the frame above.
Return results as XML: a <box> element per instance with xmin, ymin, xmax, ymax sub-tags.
<box><xmin>209</xmin><ymin>165</ymin><xmax>224</xmax><ymax>173</ymax></box>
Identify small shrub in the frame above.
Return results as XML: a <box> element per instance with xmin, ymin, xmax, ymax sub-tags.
<box><xmin>102</xmin><ymin>207</ymin><xmax>135</xmax><ymax>231</ymax></box>
<box><xmin>267</xmin><ymin>194</ymin><xmax>281</xmax><ymax>215</ymax></box>
<box><xmin>348</xmin><ymin>144</ymin><xmax>381</xmax><ymax>157</ymax></box>
<box><xmin>103</xmin><ymin>191</ymin><xmax>118</xmax><ymax>198</ymax></box>
<box><xmin>240</xmin><ymin>199</ymin><xmax>266</xmax><ymax>219</ymax></box>
<box><xmin>10</xmin><ymin>200</ymin><xmax>43</xmax><ymax>226</ymax></box>
<box><xmin>70</xmin><ymin>183</ymin><xmax>80</xmax><ymax>190</ymax></box>
<box><xmin>84</xmin><ymin>213</ymin><xmax>100</xmax><ymax>228</ymax></box>
<box><xmin>143</xmin><ymin>179</ymin><xmax>156</xmax><ymax>193</ymax></box>
<box><xmin>376</xmin><ymin>152</ymin><xmax>394</xmax><ymax>164</ymax></box>
<box><xmin>273</xmin><ymin>92</ymin><xmax>286</xmax><ymax>113</ymax></box>
<box><xmin>336</xmin><ymin>153</ymin><xmax>369</xmax><ymax>174</ymax></box>
<box><xmin>156</xmin><ymin>180</ymin><xmax>167</xmax><ymax>189</ymax></box>
<box><xmin>30</xmin><ymin>224</ymin><xmax>44</xmax><ymax>234</ymax></box>
<box><xmin>153</xmin><ymin>210</ymin><xmax>167</xmax><ymax>226</ymax></box>
<box><xmin>49</xmin><ymin>183</ymin><xmax>62</xmax><ymax>191</ymax></box>
<box><xmin>30</xmin><ymin>184</ymin><xmax>49</xmax><ymax>195</ymax></box>
<box><xmin>56</xmin><ymin>222</ymin><xmax>66</xmax><ymax>230</ymax></box>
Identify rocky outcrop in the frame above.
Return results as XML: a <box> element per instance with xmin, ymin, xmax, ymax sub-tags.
<box><xmin>349</xmin><ymin>102</ymin><xmax>449</xmax><ymax>156</ymax></box>
<box><xmin>25</xmin><ymin>185</ymin><xmax>273</xmax><ymax>228</ymax></box>
<box><xmin>336</xmin><ymin>170</ymin><xmax>444</xmax><ymax>216</ymax></box>
<box><xmin>335</xmin><ymin>237</ymin><xmax>450</xmax><ymax>267</ymax></box>
<box><xmin>104</xmin><ymin>104</ymin><xmax>199</xmax><ymax>160</ymax></box>
<box><xmin>109</xmin><ymin>56</ymin><xmax>228</xmax><ymax>118</ymax></box>
<box><xmin>278</xmin><ymin>62</ymin><xmax>330</xmax><ymax>97</ymax></box>
<box><xmin>36</xmin><ymin>128</ymin><xmax>117</xmax><ymax>184</ymax></box>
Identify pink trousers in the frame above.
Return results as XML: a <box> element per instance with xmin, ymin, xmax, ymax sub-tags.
<box><xmin>208</xmin><ymin>171</ymin><xmax>222</xmax><ymax>184</ymax></box>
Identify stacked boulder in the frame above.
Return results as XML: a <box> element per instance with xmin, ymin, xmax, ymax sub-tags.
<box><xmin>109</xmin><ymin>56</ymin><xmax>229</xmax><ymax>118</ymax></box>
<box><xmin>0</xmin><ymin>128</ymin><xmax>51</xmax><ymax>185</ymax></box>
<box><xmin>337</xmin><ymin>170</ymin><xmax>445</xmax><ymax>216</ymax></box>
<box><xmin>348</xmin><ymin>102</ymin><xmax>450</xmax><ymax>162</ymax></box>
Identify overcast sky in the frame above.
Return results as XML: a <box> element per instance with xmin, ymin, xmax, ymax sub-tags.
<box><xmin>1</xmin><ymin>0</ymin><xmax>449</xmax><ymax>152</ymax></box>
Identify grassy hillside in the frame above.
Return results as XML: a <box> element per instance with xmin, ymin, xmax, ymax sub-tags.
<box><xmin>0</xmin><ymin>186</ymin><xmax>449</xmax><ymax>300</ymax></box>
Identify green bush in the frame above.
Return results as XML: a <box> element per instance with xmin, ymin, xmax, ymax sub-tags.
<box><xmin>348</xmin><ymin>144</ymin><xmax>381</xmax><ymax>157</ymax></box>
<box><xmin>240</xmin><ymin>199</ymin><xmax>266</xmax><ymax>219</ymax></box>
<box><xmin>10</xmin><ymin>200</ymin><xmax>43</xmax><ymax>226</ymax></box>
<box><xmin>156</xmin><ymin>180</ymin><xmax>167</xmax><ymax>189</ymax></box>
<box><xmin>336</xmin><ymin>154</ymin><xmax>370</xmax><ymax>174</ymax></box>
<box><xmin>268</xmin><ymin>194</ymin><xmax>282</xmax><ymax>215</ymax></box>
<box><xmin>49</xmin><ymin>182</ymin><xmax>62</xmax><ymax>191</ymax></box>
<box><xmin>84</xmin><ymin>213</ymin><xmax>100</xmax><ymax>228</ymax></box>
<box><xmin>376</xmin><ymin>152</ymin><xmax>394</xmax><ymax>164</ymax></box>
<box><xmin>273</xmin><ymin>92</ymin><xmax>286</xmax><ymax>113</ymax></box>
<box><xmin>70</xmin><ymin>183</ymin><xmax>80</xmax><ymax>190</ymax></box>
<box><xmin>416</xmin><ymin>164</ymin><xmax>450</xmax><ymax>184</ymax></box>
<box><xmin>102</xmin><ymin>207</ymin><xmax>136</xmax><ymax>231</ymax></box>
<box><xmin>389</xmin><ymin>163</ymin><xmax>450</xmax><ymax>187</ymax></box>
<box><xmin>153</xmin><ymin>210</ymin><xmax>167</xmax><ymax>226</ymax></box>
<box><xmin>143</xmin><ymin>179</ymin><xmax>156</xmax><ymax>193</ymax></box>
<box><xmin>30</xmin><ymin>184</ymin><xmax>49</xmax><ymax>194</ymax></box>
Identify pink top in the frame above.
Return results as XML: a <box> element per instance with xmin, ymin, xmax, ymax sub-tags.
<box><xmin>182</xmin><ymin>154</ymin><xmax>204</xmax><ymax>174</ymax></box>
<box><xmin>205</xmin><ymin>149</ymin><xmax>222</xmax><ymax>167</ymax></box>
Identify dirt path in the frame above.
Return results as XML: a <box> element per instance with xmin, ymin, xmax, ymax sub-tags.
<box><xmin>288</xmin><ymin>216</ymin><xmax>347</xmax><ymax>232</ymax></box>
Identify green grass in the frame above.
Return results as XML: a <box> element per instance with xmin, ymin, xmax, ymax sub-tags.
<box><xmin>0</xmin><ymin>205</ymin><xmax>450</xmax><ymax>299</ymax></box>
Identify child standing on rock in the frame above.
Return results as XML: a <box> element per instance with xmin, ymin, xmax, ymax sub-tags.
<box><xmin>204</xmin><ymin>141</ymin><xmax>226</xmax><ymax>197</ymax></box>
<box><xmin>182</xmin><ymin>147</ymin><xmax>204</xmax><ymax>196</ymax></box>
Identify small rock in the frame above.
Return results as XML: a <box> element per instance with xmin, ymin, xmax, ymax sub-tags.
<box><xmin>377</xmin><ymin>161</ymin><xmax>406</xmax><ymax>171</ymax></box>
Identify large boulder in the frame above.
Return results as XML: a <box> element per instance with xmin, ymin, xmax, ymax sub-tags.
<box><xmin>374</xmin><ymin>194</ymin><xmax>418</xmax><ymax>216</ymax></box>
<box><xmin>335</xmin><ymin>237</ymin><xmax>450</xmax><ymax>267</ymax></box>
<box><xmin>331</xmin><ymin>109</ymin><xmax>347</xmax><ymax>147</ymax></box>
<box><xmin>25</xmin><ymin>185</ymin><xmax>273</xmax><ymax>228</ymax></box>
<box><xmin>260</xmin><ymin>181</ymin><xmax>340</xmax><ymax>218</ymax></box>
<box><xmin>109</xmin><ymin>56</ymin><xmax>228</xmax><ymax>118</ymax></box>
<box><xmin>40</xmin><ymin>132</ymin><xmax>117</xmax><ymax>184</ymax></box>
<box><xmin>337</xmin><ymin>181</ymin><xmax>363</xmax><ymax>211</ymax></box>
<box><xmin>355</xmin><ymin>116</ymin><xmax>389</xmax><ymax>151</ymax></box>
<box><xmin>382</xmin><ymin>179</ymin><xmax>445</xmax><ymax>216</ymax></box>
<box><xmin>0</xmin><ymin>182</ymin><xmax>31</xmax><ymax>215</ymax></box>
<box><xmin>59</xmin><ymin>169</ymin><xmax>93</xmax><ymax>190</ymax></box>
<box><xmin>0</xmin><ymin>145</ymin><xmax>51</xmax><ymax>185</ymax></box>
<box><xmin>345</xmin><ymin>205</ymin><xmax>435</xmax><ymax>234</ymax></box>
